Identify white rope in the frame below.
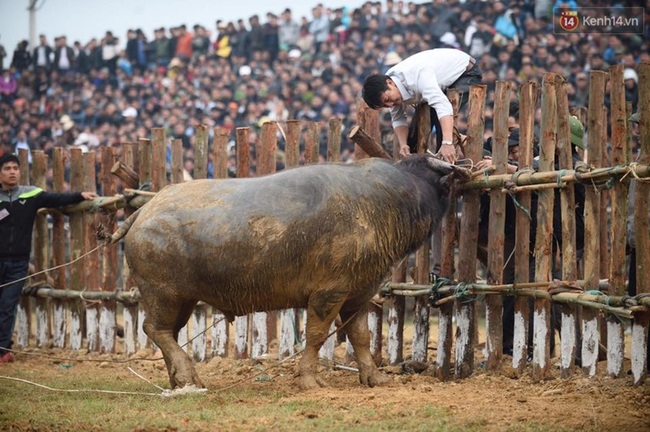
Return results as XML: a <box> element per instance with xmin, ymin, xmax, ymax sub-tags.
<box><xmin>0</xmin><ymin>244</ymin><xmax>104</xmax><ymax>290</ymax></box>
<box><xmin>0</xmin><ymin>375</ymin><xmax>163</xmax><ymax>397</ymax></box>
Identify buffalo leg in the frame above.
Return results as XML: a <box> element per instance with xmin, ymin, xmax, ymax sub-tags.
<box><xmin>139</xmin><ymin>284</ymin><xmax>202</xmax><ymax>389</ymax></box>
<box><xmin>299</xmin><ymin>288</ymin><xmax>348</xmax><ymax>390</ymax></box>
<box><xmin>340</xmin><ymin>304</ymin><xmax>389</xmax><ymax>387</ymax></box>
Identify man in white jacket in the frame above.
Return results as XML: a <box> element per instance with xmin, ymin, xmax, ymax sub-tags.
<box><xmin>362</xmin><ymin>48</ymin><xmax>482</xmax><ymax>163</ymax></box>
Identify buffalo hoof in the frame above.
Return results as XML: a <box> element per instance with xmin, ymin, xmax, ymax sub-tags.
<box><xmin>297</xmin><ymin>373</ymin><xmax>327</xmax><ymax>390</ymax></box>
<box><xmin>359</xmin><ymin>368</ymin><xmax>391</xmax><ymax>388</ymax></box>
<box><xmin>169</xmin><ymin>365</ymin><xmax>205</xmax><ymax>390</ymax></box>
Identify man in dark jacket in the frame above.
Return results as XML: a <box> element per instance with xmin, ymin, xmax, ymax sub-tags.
<box><xmin>0</xmin><ymin>154</ymin><xmax>97</xmax><ymax>363</ymax></box>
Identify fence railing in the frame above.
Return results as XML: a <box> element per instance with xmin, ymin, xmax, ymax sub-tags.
<box><xmin>14</xmin><ymin>62</ymin><xmax>650</xmax><ymax>385</ymax></box>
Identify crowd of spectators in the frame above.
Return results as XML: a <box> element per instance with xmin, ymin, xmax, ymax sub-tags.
<box><xmin>0</xmin><ymin>0</ymin><xmax>647</xmax><ymax>181</ymax></box>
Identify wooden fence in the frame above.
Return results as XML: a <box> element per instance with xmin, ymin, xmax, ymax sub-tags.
<box><xmin>13</xmin><ymin>62</ymin><xmax>650</xmax><ymax>385</ymax></box>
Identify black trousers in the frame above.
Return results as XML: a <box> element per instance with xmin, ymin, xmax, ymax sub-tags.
<box><xmin>407</xmin><ymin>63</ymin><xmax>482</xmax><ymax>154</ymax></box>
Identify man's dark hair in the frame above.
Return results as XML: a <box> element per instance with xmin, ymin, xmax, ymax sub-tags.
<box><xmin>0</xmin><ymin>154</ymin><xmax>20</xmax><ymax>169</ymax></box>
<box><xmin>362</xmin><ymin>75</ymin><xmax>391</xmax><ymax>109</ymax></box>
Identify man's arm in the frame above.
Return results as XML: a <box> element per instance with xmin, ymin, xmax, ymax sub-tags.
<box><xmin>437</xmin><ymin>115</ymin><xmax>457</xmax><ymax>164</ymax></box>
<box><xmin>394</xmin><ymin>125</ymin><xmax>409</xmax><ymax>157</ymax></box>
<box><xmin>35</xmin><ymin>190</ymin><xmax>98</xmax><ymax>209</ymax></box>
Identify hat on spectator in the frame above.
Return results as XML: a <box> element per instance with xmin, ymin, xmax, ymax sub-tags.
<box><xmin>623</xmin><ymin>68</ymin><xmax>638</xmax><ymax>83</ymax></box>
<box><xmin>60</xmin><ymin>115</ymin><xmax>75</xmax><ymax>131</ymax></box>
<box><xmin>257</xmin><ymin>116</ymin><xmax>272</xmax><ymax>128</ymax></box>
<box><xmin>122</xmin><ymin>107</ymin><xmax>138</xmax><ymax>118</ymax></box>
<box><xmin>569</xmin><ymin>116</ymin><xmax>584</xmax><ymax>149</ymax></box>
<box><xmin>74</xmin><ymin>132</ymin><xmax>90</xmax><ymax>146</ymax></box>
<box><xmin>507</xmin><ymin>129</ymin><xmax>520</xmax><ymax>147</ymax></box>
<box><xmin>70</xmin><ymin>133</ymin><xmax>89</xmax><ymax>153</ymax></box>
<box><xmin>383</xmin><ymin>52</ymin><xmax>402</xmax><ymax>66</ymax></box>
<box><xmin>439</xmin><ymin>32</ymin><xmax>460</xmax><ymax>49</ymax></box>
<box><xmin>629</xmin><ymin>112</ymin><xmax>640</xmax><ymax>123</ymax></box>
<box><xmin>239</xmin><ymin>65</ymin><xmax>252</xmax><ymax>76</ymax></box>
<box><xmin>288</xmin><ymin>49</ymin><xmax>301</xmax><ymax>59</ymax></box>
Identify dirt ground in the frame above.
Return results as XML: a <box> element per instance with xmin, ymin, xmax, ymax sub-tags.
<box><xmin>5</xmin><ymin>339</ymin><xmax>649</xmax><ymax>432</ymax></box>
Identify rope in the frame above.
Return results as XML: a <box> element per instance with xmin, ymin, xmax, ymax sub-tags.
<box><xmin>0</xmin><ymin>244</ymin><xmax>104</xmax><ymax>290</ymax></box>
<box><xmin>0</xmin><ymin>375</ymin><xmax>163</xmax><ymax>397</ymax></box>
<box><xmin>584</xmin><ymin>290</ymin><xmax>613</xmax><ymax>307</ymax></box>
<box><xmin>506</xmin><ymin>168</ymin><xmax>534</xmax><ymax>220</ymax></box>
<box><xmin>622</xmin><ymin>162</ymin><xmax>650</xmax><ymax>183</ymax></box>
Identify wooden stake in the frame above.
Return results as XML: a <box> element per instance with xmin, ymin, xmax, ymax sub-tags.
<box><xmin>100</xmin><ymin>146</ymin><xmax>118</xmax><ymax>354</ymax></box>
<box><xmin>412</xmin><ymin>105</ymin><xmax>431</xmax><ymax>363</ymax></box>
<box><xmin>581</xmin><ymin>70</ymin><xmax>607</xmax><ymax>377</ymax></box>
<box><xmin>348</xmin><ymin>125</ymin><xmax>392</xmax><ymax>160</ymax></box>
<box><xmin>556</xmin><ymin>75</ymin><xmax>580</xmax><ymax>378</ymax></box>
<box><xmin>631</xmin><ymin>61</ymin><xmax>650</xmax><ymax>384</ymax></box>
<box><xmin>456</xmin><ymin>84</ymin><xmax>486</xmax><ymax>378</ymax></box>
<box><xmin>532</xmin><ymin>73</ymin><xmax>557</xmax><ymax>382</ymax></box>
<box><xmin>607</xmin><ymin>64</ymin><xmax>628</xmax><ymax>378</ymax></box>
<box><xmin>512</xmin><ymin>81</ymin><xmax>537</xmax><ymax>373</ymax></box>
<box><xmin>32</xmin><ymin>151</ymin><xmax>50</xmax><ymax>348</ymax></box>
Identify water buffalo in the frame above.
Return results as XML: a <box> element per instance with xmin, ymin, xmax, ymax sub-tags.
<box><xmin>110</xmin><ymin>154</ymin><xmax>468</xmax><ymax>390</ymax></box>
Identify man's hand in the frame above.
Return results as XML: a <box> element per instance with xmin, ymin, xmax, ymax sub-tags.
<box><xmin>81</xmin><ymin>192</ymin><xmax>98</xmax><ymax>200</ymax></box>
<box><xmin>438</xmin><ymin>144</ymin><xmax>457</xmax><ymax>164</ymax></box>
<box><xmin>399</xmin><ymin>144</ymin><xmax>411</xmax><ymax>158</ymax></box>
<box><xmin>474</xmin><ymin>156</ymin><xmax>493</xmax><ymax>171</ymax></box>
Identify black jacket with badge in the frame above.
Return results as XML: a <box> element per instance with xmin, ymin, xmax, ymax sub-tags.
<box><xmin>0</xmin><ymin>185</ymin><xmax>84</xmax><ymax>261</ymax></box>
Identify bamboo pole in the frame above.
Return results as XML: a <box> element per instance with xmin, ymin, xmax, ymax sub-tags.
<box><xmin>556</xmin><ymin>75</ymin><xmax>580</xmax><ymax>378</ymax></box>
<box><xmin>512</xmin><ymin>80</ymin><xmax>537</xmax><ymax>373</ymax></box>
<box><xmin>463</xmin><ymin>163</ymin><xmax>650</xmax><ymax>191</ymax></box>
<box><xmin>485</xmin><ymin>80</ymin><xmax>511</xmax><ymax>370</ymax></box>
<box><xmin>456</xmin><ymin>84</ymin><xmax>486</xmax><ymax>378</ymax></box>
<box><xmin>532</xmin><ymin>72</ymin><xmax>557</xmax><ymax>382</ymax></box>
<box><xmin>607</xmin><ymin>64</ymin><xmax>628</xmax><ymax>378</ymax></box>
